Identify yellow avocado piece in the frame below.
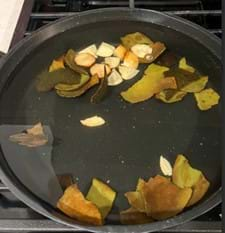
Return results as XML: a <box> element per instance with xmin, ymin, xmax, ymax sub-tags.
<box><xmin>144</xmin><ymin>63</ymin><xmax>169</xmax><ymax>75</ymax></box>
<box><xmin>172</xmin><ymin>154</ymin><xmax>210</xmax><ymax>206</ymax></box>
<box><xmin>125</xmin><ymin>191</ymin><xmax>146</xmax><ymax>213</ymax></box>
<box><xmin>56</xmin><ymin>75</ymin><xmax>99</xmax><ymax>98</ymax></box>
<box><xmin>186</xmin><ymin>174</ymin><xmax>210</xmax><ymax>207</ymax></box>
<box><xmin>142</xmin><ymin>175</ymin><xmax>192</xmax><ymax>220</ymax></box>
<box><xmin>136</xmin><ymin>178</ymin><xmax>146</xmax><ymax>192</ymax></box>
<box><xmin>172</xmin><ymin>155</ymin><xmax>201</xmax><ymax>188</ymax></box>
<box><xmin>155</xmin><ymin>90</ymin><xmax>187</xmax><ymax>103</ymax></box>
<box><xmin>120</xmin><ymin>207</ymin><xmax>154</xmax><ymax>225</ymax></box>
<box><xmin>86</xmin><ymin>178</ymin><xmax>116</xmax><ymax>219</ymax></box>
<box><xmin>49</xmin><ymin>60</ymin><xmax>65</xmax><ymax>72</ymax></box>
<box><xmin>121</xmin><ymin>64</ymin><xmax>170</xmax><ymax>103</ymax></box>
<box><xmin>124</xmin><ymin>178</ymin><xmax>146</xmax><ymax>213</ymax></box>
<box><xmin>55</xmin><ymin>74</ymin><xmax>90</xmax><ymax>91</ymax></box>
<box><xmin>179</xmin><ymin>57</ymin><xmax>195</xmax><ymax>73</ymax></box>
<box><xmin>57</xmin><ymin>184</ymin><xmax>102</xmax><ymax>226</ymax></box>
<box><xmin>181</xmin><ymin>76</ymin><xmax>208</xmax><ymax>93</ymax></box>
<box><xmin>194</xmin><ymin>88</ymin><xmax>220</xmax><ymax>111</ymax></box>
<box><xmin>121</xmin><ymin>32</ymin><xmax>154</xmax><ymax>49</ymax></box>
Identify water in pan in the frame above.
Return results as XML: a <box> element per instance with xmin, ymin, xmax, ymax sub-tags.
<box><xmin>0</xmin><ymin>21</ymin><xmax>221</xmax><ymax>224</ymax></box>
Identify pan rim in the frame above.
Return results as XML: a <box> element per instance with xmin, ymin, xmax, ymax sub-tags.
<box><xmin>0</xmin><ymin>7</ymin><xmax>221</xmax><ymax>66</ymax></box>
<box><xmin>0</xmin><ymin>7</ymin><xmax>221</xmax><ymax>233</ymax></box>
<box><xmin>0</xmin><ymin>168</ymin><xmax>221</xmax><ymax>233</ymax></box>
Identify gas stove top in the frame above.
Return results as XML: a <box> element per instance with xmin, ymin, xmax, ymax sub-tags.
<box><xmin>0</xmin><ymin>0</ymin><xmax>222</xmax><ymax>232</ymax></box>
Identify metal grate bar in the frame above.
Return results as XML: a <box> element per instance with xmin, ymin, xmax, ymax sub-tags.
<box><xmin>87</xmin><ymin>1</ymin><xmax>201</xmax><ymax>6</ymax></box>
<box><xmin>161</xmin><ymin>221</ymin><xmax>222</xmax><ymax>232</ymax></box>
<box><xmin>166</xmin><ymin>9</ymin><xmax>221</xmax><ymax>15</ymax></box>
<box><xmin>0</xmin><ymin>220</ymin><xmax>221</xmax><ymax>232</ymax></box>
<box><xmin>129</xmin><ymin>0</ymin><xmax>135</xmax><ymax>8</ymax></box>
<box><xmin>0</xmin><ymin>183</ymin><xmax>9</xmax><ymax>191</ymax></box>
<box><xmin>208</xmin><ymin>29</ymin><xmax>222</xmax><ymax>34</ymax></box>
<box><xmin>29</xmin><ymin>10</ymin><xmax>221</xmax><ymax>19</ymax></box>
<box><xmin>30</xmin><ymin>12</ymin><xmax>74</xmax><ymax>19</ymax></box>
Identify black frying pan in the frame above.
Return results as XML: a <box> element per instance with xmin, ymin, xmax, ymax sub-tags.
<box><xmin>0</xmin><ymin>8</ymin><xmax>221</xmax><ymax>233</ymax></box>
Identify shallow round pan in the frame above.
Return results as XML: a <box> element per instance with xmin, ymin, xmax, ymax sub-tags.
<box><xmin>0</xmin><ymin>8</ymin><xmax>221</xmax><ymax>233</ymax></box>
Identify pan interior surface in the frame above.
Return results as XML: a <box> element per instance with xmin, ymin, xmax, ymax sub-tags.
<box><xmin>0</xmin><ymin>17</ymin><xmax>221</xmax><ymax>227</ymax></box>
